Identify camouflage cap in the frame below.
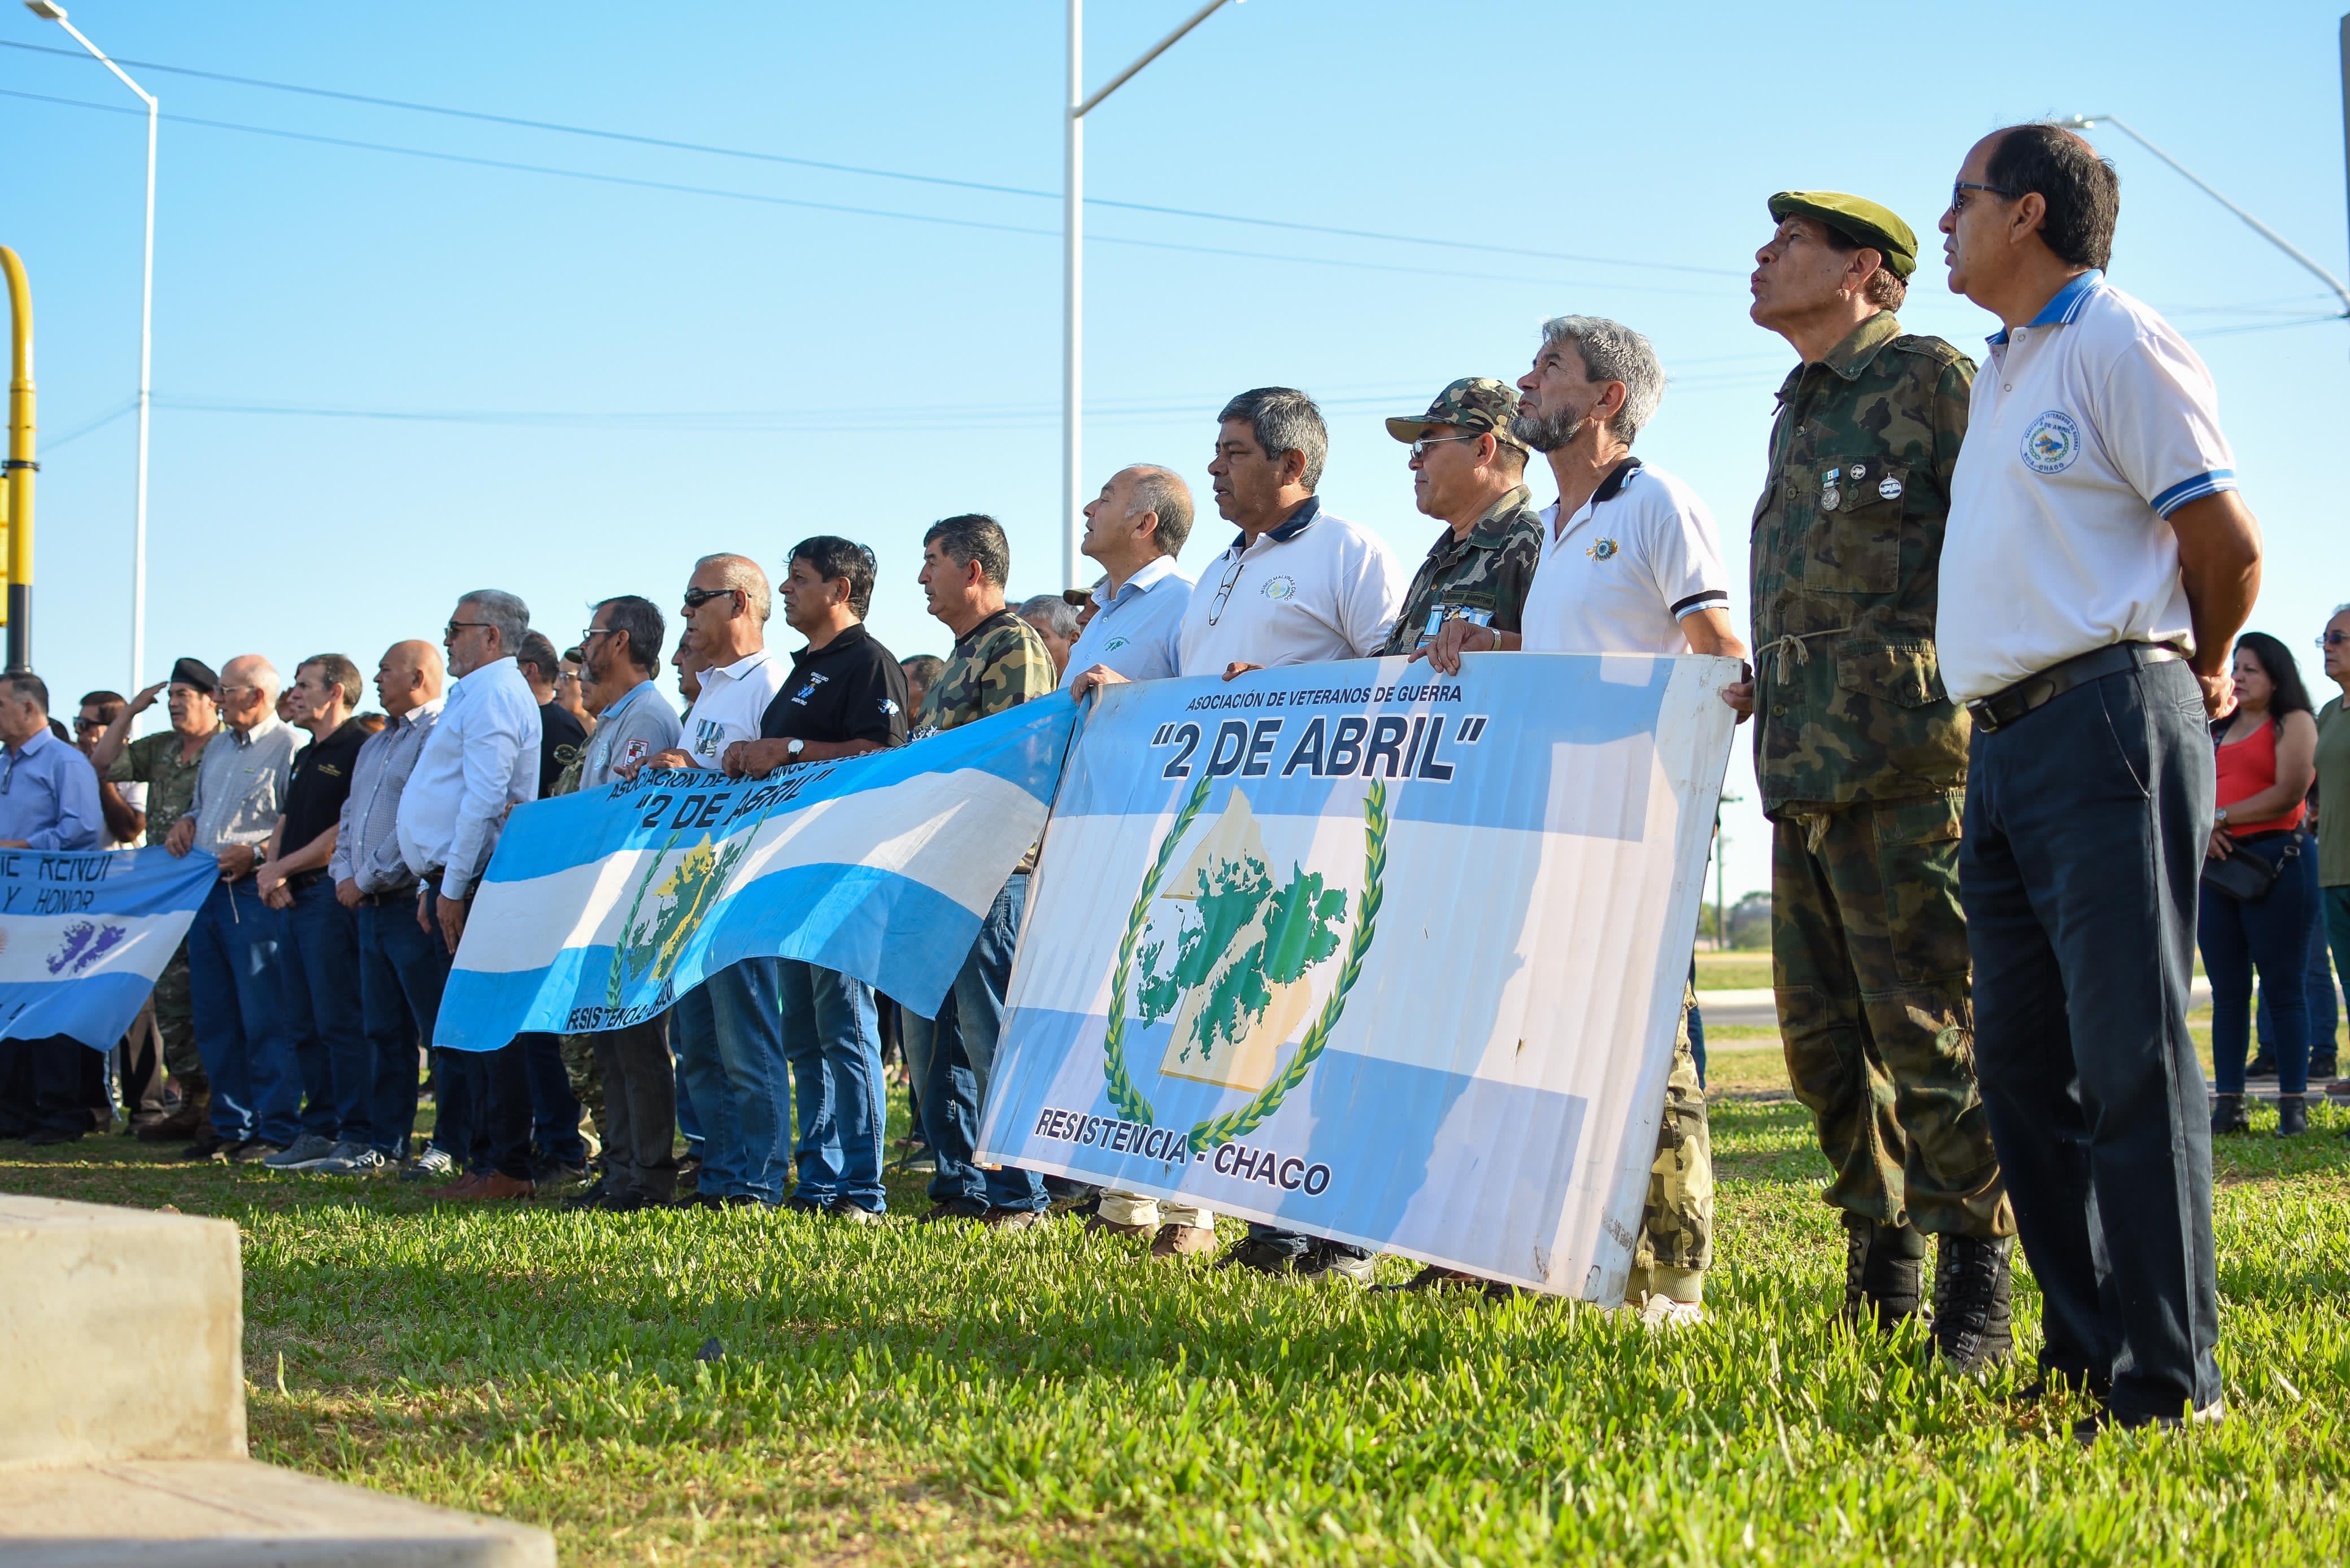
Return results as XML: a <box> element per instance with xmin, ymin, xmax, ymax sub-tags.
<box><xmin>1767</xmin><ymin>191</ymin><xmax>1918</xmax><ymax>279</ymax></box>
<box><xmin>1385</xmin><ymin>377</ymin><xmax>1527</xmax><ymax>449</ymax></box>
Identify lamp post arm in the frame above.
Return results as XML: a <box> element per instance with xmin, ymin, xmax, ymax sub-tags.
<box><xmin>50</xmin><ymin>15</ymin><xmax>156</xmax><ymax>110</ymax></box>
<box><xmin>1077</xmin><ymin>0</ymin><xmax>1234</xmax><ymax>119</ymax></box>
<box><xmin>2065</xmin><ymin>114</ymin><xmax>2350</xmax><ymax>318</ymax></box>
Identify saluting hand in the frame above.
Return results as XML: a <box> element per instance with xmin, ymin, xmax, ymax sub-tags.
<box><xmin>128</xmin><ymin>680</ymin><xmax>169</xmax><ymax>715</ymax></box>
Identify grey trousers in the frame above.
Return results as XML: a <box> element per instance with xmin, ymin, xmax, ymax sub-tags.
<box><xmin>593</xmin><ymin>1018</ymin><xmax>679</xmax><ymax>1201</ymax></box>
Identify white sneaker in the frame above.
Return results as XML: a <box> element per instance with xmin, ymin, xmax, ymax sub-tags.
<box><xmin>310</xmin><ymin>1144</ymin><xmax>390</xmax><ymax>1177</ymax></box>
<box><xmin>1628</xmin><ymin>1292</ymin><xmax>1707</xmax><ymax>1331</ymax></box>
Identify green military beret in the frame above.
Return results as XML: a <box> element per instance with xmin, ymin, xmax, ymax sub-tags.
<box><xmin>1767</xmin><ymin>190</ymin><xmax>1918</xmax><ymax>279</ymax></box>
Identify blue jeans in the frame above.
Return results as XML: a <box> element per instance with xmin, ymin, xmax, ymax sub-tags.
<box><xmin>185</xmin><ymin>878</ymin><xmax>303</xmax><ymax>1147</ymax></box>
<box><xmin>520</xmin><ymin>1032</ymin><xmax>588</xmax><ymax>1166</ymax></box>
<box><xmin>2257</xmin><ymin>884</ymin><xmax>2340</xmax><ymax>1062</ymax></box>
<box><xmin>671</xmin><ymin>957</ymin><xmax>791</xmax><ymax>1203</ymax></box>
<box><xmin>918</xmin><ymin>876</ymin><xmax>1047</xmax><ymax>1213</ymax></box>
<box><xmin>1962</xmin><ymin>656</ymin><xmax>2220</xmax><ymax>1419</ymax></box>
<box><xmin>778</xmin><ymin>960</ymin><xmax>886</xmax><ymax>1210</ymax></box>
<box><xmin>2203</xmin><ymin>833</ymin><xmax>2318</xmax><ymax>1095</ymax></box>
<box><xmin>354</xmin><ymin>895</ymin><xmax>441</xmax><ymax>1157</ymax></box>
<box><xmin>281</xmin><ymin>878</ymin><xmax>371</xmax><ymax>1145</ymax></box>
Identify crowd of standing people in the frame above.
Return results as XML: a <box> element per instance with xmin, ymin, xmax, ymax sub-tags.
<box><xmin>0</xmin><ymin>122</ymin><xmax>2342</xmax><ymax>1444</ymax></box>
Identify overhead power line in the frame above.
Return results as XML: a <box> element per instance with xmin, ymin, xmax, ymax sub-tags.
<box><xmin>0</xmin><ymin>86</ymin><xmax>1723</xmax><ymax>296</ymax></box>
<box><xmin>0</xmin><ymin>34</ymin><xmax>1740</xmax><ymax>278</ymax></box>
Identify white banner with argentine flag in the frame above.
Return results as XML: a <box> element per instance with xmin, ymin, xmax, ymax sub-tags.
<box><xmin>0</xmin><ymin>846</ymin><xmax>216</xmax><ymax>1052</ymax></box>
<box><xmin>433</xmin><ymin>699</ymin><xmax>1077</xmax><ymax>1050</ymax></box>
<box><xmin>975</xmin><ymin>652</ymin><xmax>1738</xmax><ymax>1299</ymax></box>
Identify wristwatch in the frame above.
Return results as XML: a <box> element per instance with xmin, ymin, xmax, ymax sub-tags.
<box><xmin>786</xmin><ymin>737</ymin><xmax>806</xmax><ymax>762</ymax></box>
<box><xmin>2215</xmin><ymin>807</ymin><xmax>2230</xmax><ymax>825</ymax></box>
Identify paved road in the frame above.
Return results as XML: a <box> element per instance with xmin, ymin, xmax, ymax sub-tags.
<box><xmin>1695</xmin><ymin>977</ymin><xmax>2218</xmax><ymax>1032</ymax></box>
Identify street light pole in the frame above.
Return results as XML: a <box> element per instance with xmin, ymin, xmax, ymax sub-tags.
<box><xmin>27</xmin><ymin>1</ymin><xmax>156</xmax><ymax>689</ymax></box>
<box><xmin>2062</xmin><ymin>112</ymin><xmax>2350</xmax><ymax>319</ymax></box>
<box><xmin>1062</xmin><ymin>0</ymin><xmax>1237</xmax><ymax>588</ymax></box>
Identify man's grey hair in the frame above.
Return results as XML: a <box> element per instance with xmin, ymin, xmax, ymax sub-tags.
<box><xmin>1017</xmin><ymin>594</ymin><xmax>1081</xmax><ymax>641</ymax></box>
<box><xmin>221</xmin><ymin>654</ymin><xmax>281</xmax><ymax>698</ymax></box>
<box><xmin>1124</xmin><ymin>464</ymin><xmax>1195</xmax><ymax>558</ymax></box>
<box><xmin>694</xmin><ymin>553</ymin><xmax>772</xmax><ymax>624</ymax></box>
<box><xmin>2</xmin><ymin>672</ymin><xmax>49</xmax><ymax>713</ymax></box>
<box><xmin>2332</xmin><ymin>602</ymin><xmax>2350</xmax><ymax>620</ymax></box>
<box><xmin>1537</xmin><ymin>315</ymin><xmax>1665</xmax><ymax>445</ymax></box>
<box><xmin>458</xmin><ymin>589</ymin><xmax>531</xmax><ymax>652</ymax></box>
<box><xmin>1217</xmin><ymin>387</ymin><xmax>1328</xmax><ymax>491</ymax></box>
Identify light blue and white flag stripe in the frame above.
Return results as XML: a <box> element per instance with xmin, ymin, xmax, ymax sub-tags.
<box><xmin>0</xmin><ymin>847</ymin><xmax>217</xmax><ymax>1052</ymax></box>
<box><xmin>434</xmin><ymin>698</ymin><xmax>1078</xmax><ymax>1051</ymax></box>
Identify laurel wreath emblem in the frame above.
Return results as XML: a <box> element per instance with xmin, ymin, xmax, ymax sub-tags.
<box><xmin>1100</xmin><ymin>773</ymin><xmax>1387</xmax><ymax>1155</ymax></box>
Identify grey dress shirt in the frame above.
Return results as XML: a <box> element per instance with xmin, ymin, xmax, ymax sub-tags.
<box><xmin>187</xmin><ymin>716</ymin><xmax>302</xmax><ymax>858</ymax></box>
<box><xmin>329</xmin><ymin>698</ymin><xmax>446</xmax><ymax>895</ymax></box>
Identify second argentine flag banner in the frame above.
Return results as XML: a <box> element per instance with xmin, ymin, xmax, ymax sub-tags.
<box><xmin>434</xmin><ymin>698</ymin><xmax>1077</xmax><ymax>1050</ymax></box>
<box><xmin>974</xmin><ymin>653</ymin><xmax>1737</xmax><ymax>1298</ymax></box>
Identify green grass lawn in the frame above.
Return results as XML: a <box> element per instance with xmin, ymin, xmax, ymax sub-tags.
<box><xmin>8</xmin><ymin>1076</ymin><xmax>2349</xmax><ymax>1566</ymax></box>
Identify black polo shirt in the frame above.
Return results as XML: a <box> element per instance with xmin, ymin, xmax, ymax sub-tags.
<box><xmin>758</xmin><ymin>622</ymin><xmax>911</xmax><ymax>748</ymax></box>
<box><xmin>538</xmin><ymin>700</ymin><xmax>587</xmax><ymax>798</ymax></box>
<box><xmin>280</xmin><ymin>718</ymin><xmax>370</xmax><ymax>854</ymax></box>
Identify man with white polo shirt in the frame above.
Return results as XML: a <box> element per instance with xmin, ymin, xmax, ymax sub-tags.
<box><xmin>1422</xmin><ymin>315</ymin><xmax>1747</xmax><ymax>1326</ymax></box>
<box><xmin>1078</xmin><ymin>386</ymin><xmax>1407</xmax><ymax>1280</ymax></box>
<box><xmin>635</xmin><ymin>554</ymin><xmax>792</xmax><ymax>1208</ymax></box>
<box><xmin>1065</xmin><ymin>464</ymin><xmax>1197</xmax><ymax>686</ymax></box>
<box><xmin>1936</xmin><ymin>124</ymin><xmax>2260</xmax><ymax>1439</ymax></box>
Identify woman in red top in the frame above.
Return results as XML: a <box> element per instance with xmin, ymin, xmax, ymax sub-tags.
<box><xmin>2201</xmin><ymin>631</ymin><xmax>2319</xmax><ymax>1135</ymax></box>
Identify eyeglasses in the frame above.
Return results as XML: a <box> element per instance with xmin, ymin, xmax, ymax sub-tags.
<box><xmin>1409</xmin><ymin>433</ymin><xmax>1482</xmax><ymax>460</ymax></box>
<box><xmin>681</xmin><ymin>586</ymin><xmax>741</xmax><ymax>612</ymax></box>
<box><xmin>1205</xmin><ymin>555</ymin><xmax>1247</xmax><ymax>627</ymax></box>
<box><xmin>444</xmin><ymin>620</ymin><xmax>492</xmax><ymax>638</ymax></box>
<box><xmin>1950</xmin><ymin>180</ymin><xmax>2018</xmax><ymax>214</ymax></box>
<box><xmin>216</xmin><ymin>683</ymin><xmax>262</xmax><ymax>698</ymax></box>
<box><xmin>2318</xmin><ymin>630</ymin><xmax>2349</xmax><ymax>651</ymax></box>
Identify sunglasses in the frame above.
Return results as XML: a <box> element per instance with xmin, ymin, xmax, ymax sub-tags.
<box><xmin>681</xmin><ymin>586</ymin><xmax>740</xmax><ymax>611</ymax></box>
<box><xmin>1409</xmin><ymin>433</ymin><xmax>1482</xmax><ymax>460</ymax></box>
<box><xmin>1950</xmin><ymin>180</ymin><xmax>2018</xmax><ymax>214</ymax></box>
<box><xmin>2318</xmin><ymin>630</ymin><xmax>2349</xmax><ymax>651</ymax></box>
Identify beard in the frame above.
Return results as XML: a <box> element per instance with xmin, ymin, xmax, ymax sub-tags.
<box><xmin>1510</xmin><ymin>402</ymin><xmax>1589</xmax><ymax>454</ymax></box>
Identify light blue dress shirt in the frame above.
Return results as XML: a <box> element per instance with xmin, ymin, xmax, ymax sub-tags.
<box><xmin>1065</xmin><ymin>554</ymin><xmax>1195</xmax><ymax>683</ymax></box>
<box><xmin>394</xmin><ymin>656</ymin><xmax>541</xmax><ymax>900</ymax></box>
<box><xmin>0</xmin><ymin>728</ymin><xmax>102</xmax><ymax>851</ymax></box>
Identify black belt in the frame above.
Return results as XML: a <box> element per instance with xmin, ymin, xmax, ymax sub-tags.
<box><xmin>356</xmin><ymin>885</ymin><xmax>417</xmax><ymax>907</ymax></box>
<box><xmin>1966</xmin><ymin>641</ymin><xmax>2184</xmax><ymax>733</ymax></box>
<box><xmin>287</xmin><ymin>869</ymin><xmax>327</xmax><ymax>894</ymax></box>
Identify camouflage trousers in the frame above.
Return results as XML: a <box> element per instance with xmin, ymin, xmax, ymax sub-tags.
<box><xmin>559</xmin><ymin>1034</ymin><xmax>606</xmax><ymax>1155</ymax></box>
<box><xmin>1629</xmin><ymin>980</ymin><xmax>1711</xmax><ymax>1304</ymax></box>
<box><xmin>1772</xmin><ymin>792</ymin><xmax>2012</xmax><ymax>1240</ymax></box>
<box><xmin>153</xmin><ymin>943</ymin><xmax>204</xmax><ymax>1093</ymax></box>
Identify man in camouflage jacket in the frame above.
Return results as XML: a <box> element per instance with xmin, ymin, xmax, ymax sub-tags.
<box><xmin>909</xmin><ymin>513</ymin><xmax>1059</xmax><ymax>1227</ymax></box>
<box><xmin>1378</xmin><ymin>377</ymin><xmax>1544</xmax><ymax>656</ymax></box>
<box><xmin>1741</xmin><ymin>191</ymin><xmax>2013</xmax><ymax>1368</ymax></box>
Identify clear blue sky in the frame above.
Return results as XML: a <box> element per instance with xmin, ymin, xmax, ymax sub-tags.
<box><xmin>6</xmin><ymin>0</ymin><xmax>2347</xmax><ymax>904</ymax></box>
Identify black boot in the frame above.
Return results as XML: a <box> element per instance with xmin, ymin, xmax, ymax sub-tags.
<box><xmin>2209</xmin><ymin>1093</ymin><xmax>2249</xmax><ymax>1135</ymax></box>
<box><xmin>2245</xmin><ymin>1048</ymin><xmax>2278</xmax><ymax>1079</ymax></box>
<box><xmin>1933</xmin><ymin>1235</ymin><xmax>2014</xmax><ymax>1373</ymax></box>
<box><xmin>2277</xmin><ymin>1094</ymin><xmax>2308</xmax><ymax>1138</ymax></box>
<box><xmin>1838</xmin><ymin>1218</ymin><xmax>1927</xmax><ymax>1332</ymax></box>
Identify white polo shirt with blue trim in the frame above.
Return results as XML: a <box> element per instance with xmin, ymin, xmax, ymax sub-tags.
<box><xmin>1938</xmin><ymin>270</ymin><xmax>2239</xmax><ymax>704</ymax></box>
<box><xmin>1175</xmin><ymin>498</ymin><xmax>1404</xmax><ymax>678</ymax></box>
<box><xmin>1066</xmin><ymin>554</ymin><xmax>1195</xmax><ymax>682</ymax></box>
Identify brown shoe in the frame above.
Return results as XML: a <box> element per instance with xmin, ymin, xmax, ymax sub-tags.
<box><xmin>428</xmin><ymin>1174</ymin><xmax>487</xmax><ymax>1200</ymax></box>
<box><xmin>471</xmin><ymin>1173</ymin><xmax>538</xmax><ymax>1201</ymax></box>
<box><xmin>1148</xmin><ymin>1223</ymin><xmax>1219</xmax><ymax>1260</ymax></box>
<box><xmin>140</xmin><ymin>1094</ymin><xmax>211</xmax><ymax>1144</ymax></box>
<box><xmin>977</xmin><ymin>1207</ymin><xmax>1043</xmax><ymax>1231</ymax></box>
<box><xmin>1085</xmin><ymin>1213</ymin><xmax>1152</xmax><ymax>1239</ymax></box>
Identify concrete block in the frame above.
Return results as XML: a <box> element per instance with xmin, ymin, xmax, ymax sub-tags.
<box><xmin>0</xmin><ymin>1460</ymin><xmax>556</xmax><ymax>1566</ymax></box>
<box><xmin>0</xmin><ymin>1196</ymin><xmax>243</xmax><ymax>1466</ymax></box>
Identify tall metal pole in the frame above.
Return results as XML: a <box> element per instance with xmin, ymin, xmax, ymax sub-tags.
<box><xmin>1062</xmin><ymin>0</ymin><xmax>1083</xmax><ymax>590</ymax></box>
<box><xmin>1061</xmin><ymin>0</ymin><xmax>1238</xmax><ymax>590</ymax></box>
<box><xmin>2340</xmin><ymin>16</ymin><xmax>2349</xmax><ymax>285</ymax></box>
<box><xmin>27</xmin><ymin>5</ymin><xmax>158</xmax><ymax>686</ymax></box>
<box><xmin>2</xmin><ymin>246</ymin><xmax>36</xmax><ymax>675</ymax></box>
